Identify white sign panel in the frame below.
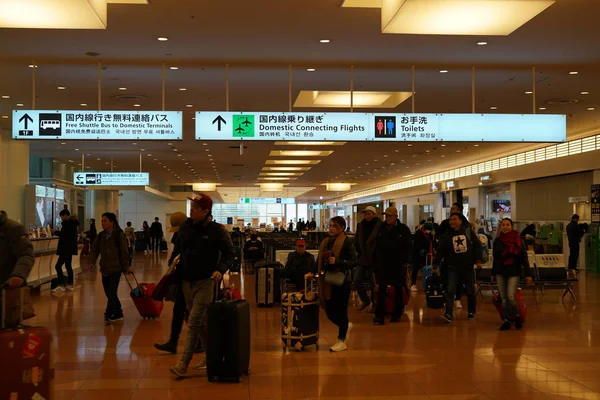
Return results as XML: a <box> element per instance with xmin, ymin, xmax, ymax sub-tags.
<box><xmin>73</xmin><ymin>172</ymin><xmax>149</xmax><ymax>186</ymax></box>
<box><xmin>13</xmin><ymin>110</ymin><xmax>182</xmax><ymax>140</ymax></box>
<box><xmin>238</xmin><ymin>197</ymin><xmax>295</xmax><ymax>205</ymax></box>
<box><xmin>195</xmin><ymin>112</ymin><xmax>566</xmax><ymax>142</ymax></box>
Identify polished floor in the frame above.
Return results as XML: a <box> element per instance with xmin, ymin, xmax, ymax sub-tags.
<box><xmin>29</xmin><ymin>252</ymin><xmax>600</xmax><ymax>400</ymax></box>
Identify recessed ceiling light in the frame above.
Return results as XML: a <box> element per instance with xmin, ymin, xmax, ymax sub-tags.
<box><xmin>456</xmin><ymin>150</ymin><xmax>461</xmax><ymax>153</ymax></box>
<box><xmin>407</xmin><ymin>144</ymin><xmax>412</xmax><ymax>147</ymax></box>
<box><xmin>581</xmin><ymin>91</ymin><xmax>589</xmax><ymax>95</ymax></box>
<box><xmin>96</xmin><ymin>158</ymin><xmax>101</xmax><ymax>160</ymax></box>
<box><xmin>157</xmin><ymin>37</ymin><xmax>168</xmax><ymax>41</ymax></box>
<box><xmin>119</xmin><ymin>87</ymin><xmax>127</xmax><ymax>91</ymax></box>
<box><xmin>306</xmin><ymin>68</ymin><xmax>316</xmax><ymax>72</ymax></box>
<box><xmin>474</xmin><ymin>144</ymin><xmax>479</xmax><ymax>147</ymax></box>
<box><xmin>320</xmin><ymin>39</ymin><xmax>331</xmax><ymax>43</ymax></box>
<box><xmin>588</xmin><ymin>107</ymin><xmax>595</xmax><ymax>111</ymax></box>
<box><xmin>168</xmin><ymin>142</ymin><xmax>173</xmax><ymax>146</ymax></box>
<box><xmin>569</xmin><ymin>71</ymin><xmax>579</xmax><ymax>75</ymax></box>
<box><xmin>525</xmin><ymin>91</ymin><xmax>532</xmax><ymax>95</ymax></box>
<box><xmin>439</xmin><ymin>70</ymin><xmax>449</xmax><ymax>74</ymax></box>
<box><xmin>178</xmin><ymin>154</ymin><xmax>182</xmax><ymax>157</ymax></box>
<box><xmin>490</xmin><ymin>106</ymin><xmax>498</xmax><ymax>110</ymax></box>
<box><xmin>1</xmin><ymin>95</ymin><xmax>9</xmax><ymax>99</ymax></box>
<box><xmin>169</xmin><ymin>66</ymin><xmax>179</xmax><ymax>70</ymax></box>
<box><xmin>179</xmin><ymin>88</ymin><xmax>187</xmax><ymax>91</ymax></box>
<box><xmin>441</xmin><ymin>144</ymin><xmax>446</xmax><ymax>147</ymax></box>
<box><xmin>28</xmin><ymin>65</ymin><xmax>37</xmax><ymax>68</ymax></box>
<box><xmin>1</xmin><ymin>116</ymin><xmax>8</xmax><ymax>119</ymax></box>
<box><xmin>61</xmin><ymin>142</ymin><xmax>66</xmax><ymax>145</ymax></box>
<box><xmin>74</xmin><ymin>148</ymin><xmax>79</xmax><ymax>151</ymax></box>
<box><xmin>441</xmin><ymin>155</ymin><xmax>445</xmax><ymax>158</ymax></box>
<box><xmin>80</xmin><ymin>103</ymin><xmax>87</xmax><ymax>106</ymax></box>
<box><xmin>132</xmin><ymin>142</ymin><xmax>137</xmax><ymax>145</ymax></box>
<box><xmin>477</xmin><ymin>41</ymin><xmax>487</xmax><ymax>46</ymax></box>
<box><xmin>133</xmin><ymin>104</ymin><xmax>141</xmax><ymax>107</ymax></box>
<box><xmin>16</xmin><ymin>103</ymin><xmax>24</xmax><ymax>107</ymax></box>
<box><xmin>186</xmin><ymin>104</ymin><xmax>193</xmax><ymax>108</ymax></box>
<box><xmin>140</xmin><ymin>148</ymin><xmax>145</xmax><ymax>151</ymax></box>
<box><xmin>57</xmin><ymin>86</ymin><xmax>66</xmax><ymax>90</ymax></box>
<box><xmin>539</xmin><ymin>107</ymin><xmax>547</xmax><ymax>110</ymax></box>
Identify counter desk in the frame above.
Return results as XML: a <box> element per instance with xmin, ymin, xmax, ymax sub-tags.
<box><xmin>27</xmin><ymin>237</ymin><xmax>83</xmax><ymax>288</ymax></box>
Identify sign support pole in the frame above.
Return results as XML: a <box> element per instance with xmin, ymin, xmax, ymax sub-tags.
<box><xmin>288</xmin><ymin>65</ymin><xmax>292</xmax><ymax>113</ymax></box>
<box><xmin>471</xmin><ymin>66</ymin><xmax>476</xmax><ymax>113</ymax></box>
<box><xmin>350</xmin><ymin>65</ymin><xmax>354</xmax><ymax>113</ymax></box>
<box><xmin>111</xmin><ymin>156</ymin><xmax>113</xmax><ymax>173</ymax></box>
<box><xmin>82</xmin><ymin>154</ymin><xmax>85</xmax><ymax>172</ymax></box>
<box><xmin>411</xmin><ymin>65</ymin><xmax>415</xmax><ymax>113</ymax></box>
<box><xmin>532</xmin><ymin>66</ymin><xmax>536</xmax><ymax>114</ymax></box>
<box><xmin>161</xmin><ymin>63</ymin><xmax>166</xmax><ymax>111</ymax></box>
<box><xmin>225</xmin><ymin>64</ymin><xmax>230</xmax><ymax>112</ymax></box>
<box><xmin>97</xmin><ymin>62</ymin><xmax>102</xmax><ymax>111</ymax></box>
<box><xmin>31</xmin><ymin>61</ymin><xmax>36</xmax><ymax>110</ymax></box>
<box><xmin>139</xmin><ymin>154</ymin><xmax>142</xmax><ymax>172</ymax></box>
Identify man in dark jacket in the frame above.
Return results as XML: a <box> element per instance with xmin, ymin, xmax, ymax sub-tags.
<box><xmin>566</xmin><ymin>214</ymin><xmax>585</xmax><ymax>271</ymax></box>
<box><xmin>353</xmin><ymin>206</ymin><xmax>382</xmax><ymax>311</ymax></box>
<box><xmin>433</xmin><ymin>213</ymin><xmax>483</xmax><ymax>323</ymax></box>
<box><xmin>53</xmin><ymin>210</ymin><xmax>80</xmax><ymax>292</ymax></box>
<box><xmin>150</xmin><ymin>217</ymin><xmax>163</xmax><ymax>252</ymax></box>
<box><xmin>283</xmin><ymin>239</ymin><xmax>316</xmax><ymax>290</ymax></box>
<box><xmin>372</xmin><ymin>207</ymin><xmax>412</xmax><ymax>325</ymax></box>
<box><xmin>0</xmin><ymin>211</ymin><xmax>34</xmax><ymax>289</ymax></box>
<box><xmin>88</xmin><ymin>212</ymin><xmax>131</xmax><ymax>325</ymax></box>
<box><xmin>170</xmin><ymin>193</ymin><xmax>235</xmax><ymax>379</ymax></box>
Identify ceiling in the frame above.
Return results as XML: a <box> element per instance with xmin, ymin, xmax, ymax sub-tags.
<box><xmin>1</xmin><ymin>0</ymin><xmax>600</xmax><ymax>201</ymax></box>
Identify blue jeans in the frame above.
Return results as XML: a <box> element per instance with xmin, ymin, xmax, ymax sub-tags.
<box><xmin>352</xmin><ymin>265</ymin><xmax>374</xmax><ymax>304</ymax></box>
<box><xmin>179</xmin><ymin>278</ymin><xmax>214</xmax><ymax>366</ymax></box>
<box><xmin>496</xmin><ymin>274</ymin><xmax>520</xmax><ymax>320</ymax></box>
<box><xmin>445</xmin><ymin>267</ymin><xmax>476</xmax><ymax>316</ymax></box>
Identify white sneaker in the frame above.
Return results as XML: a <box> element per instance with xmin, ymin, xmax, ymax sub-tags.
<box><xmin>410</xmin><ymin>285</ymin><xmax>418</xmax><ymax>292</ymax></box>
<box><xmin>194</xmin><ymin>358</ymin><xmax>207</xmax><ymax>370</ymax></box>
<box><xmin>329</xmin><ymin>339</ymin><xmax>347</xmax><ymax>352</ymax></box>
<box><xmin>454</xmin><ymin>300</ymin><xmax>463</xmax><ymax>309</ymax></box>
<box><xmin>65</xmin><ymin>285</ymin><xmax>74</xmax><ymax>292</ymax></box>
<box><xmin>52</xmin><ymin>286</ymin><xmax>65</xmax><ymax>293</ymax></box>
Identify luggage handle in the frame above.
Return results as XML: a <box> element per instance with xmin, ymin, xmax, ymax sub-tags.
<box><xmin>1</xmin><ymin>284</ymin><xmax>25</xmax><ymax>330</ymax></box>
<box><xmin>122</xmin><ymin>271</ymin><xmax>140</xmax><ymax>291</ymax></box>
<box><xmin>426</xmin><ymin>253</ymin><xmax>433</xmax><ymax>267</ymax></box>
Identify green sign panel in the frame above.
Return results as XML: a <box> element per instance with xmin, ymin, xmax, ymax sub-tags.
<box><xmin>232</xmin><ymin>115</ymin><xmax>255</xmax><ymax>137</ymax></box>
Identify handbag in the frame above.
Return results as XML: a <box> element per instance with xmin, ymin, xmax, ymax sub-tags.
<box><xmin>1</xmin><ymin>286</ymin><xmax>36</xmax><ymax>327</ymax></box>
<box><xmin>324</xmin><ymin>270</ymin><xmax>348</xmax><ymax>287</ymax></box>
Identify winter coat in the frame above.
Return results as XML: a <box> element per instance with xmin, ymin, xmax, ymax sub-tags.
<box><xmin>372</xmin><ymin>221</ymin><xmax>412</xmax><ymax>285</ymax></box>
<box><xmin>56</xmin><ymin>215</ymin><xmax>80</xmax><ymax>256</ymax></box>
<box><xmin>355</xmin><ymin>217</ymin><xmax>382</xmax><ymax>267</ymax></box>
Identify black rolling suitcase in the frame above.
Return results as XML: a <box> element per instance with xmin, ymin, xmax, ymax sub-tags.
<box><xmin>282</xmin><ymin>279</ymin><xmax>319</xmax><ymax>351</ymax></box>
<box><xmin>206</xmin><ymin>294</ymin><xmax>251</xmax><ymax>383</ymax></box>
<box><xmin>255</xmin><ymin>261</ymin><xmax>282</xmax><ymax>306</ymax></box>
<box><xmin>425</xmin><ymin>273</ymin><xmax>445</xmax><ymax>309</ymax></box>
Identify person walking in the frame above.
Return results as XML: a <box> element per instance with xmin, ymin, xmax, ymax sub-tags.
<box><xmin>311</xmin><ymin>216</ymin><xmax>357</xmax><ymax>352</ymax></box>
<box><xmin>169</xmin><ymin>194</ymin><xmax>235</xmax><ymax>379</ymax></box>
<box><xmin>52</xmin><ymin>210</ymin><xmax>80</xmax><ymax>292</ymax></box>
<box><xmin>493</xmin><ymin>218</ymin><xmax>533</xmax><ymax>331</ymax></box>
<box><xmin>372</xmin><ymin>207</ymin><xmax>412</xmax><ymax>325</ymax></box>
<box><xmin>150</xmin><ymin>217</ymin><xmax>163</xmax><ymax>253</ymax></box>
<box><xmin>411</xmin><ymin>221</ymin><xmax>435</xmax><ymax>292</ymax></box>
<box><xmin>566</xmin><ymin>214</ymin><xmax>585</xmax><ymax>271</ymax></box>
<box><xmin>88</xmin><ymin>213</ymin><xmax>131</xmax><ymax>325</ymax></box>
<box><xmin>353</xmin><ymin>206</ymin><xmax>381</xmax><ymax>311</ymax></box>
<box><xmin>0</xmin><ymin>210</ymin><xmax>34</xmax><ymax>290</ymax></box>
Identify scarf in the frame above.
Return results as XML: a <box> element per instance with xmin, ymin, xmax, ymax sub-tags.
<box><xmin>499</xmin><ymin>229</ymin><xmax>521</xmax><ymax>265</ymax></box>
<box><xmin>317</xmin><ymin>233</ymin><xmax>347</xmax><ymax>307</ymax></box>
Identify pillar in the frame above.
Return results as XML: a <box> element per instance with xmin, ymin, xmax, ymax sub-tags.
<box><xmin>0</xmin><ymin>130</ymin><xmax>30</xmax><ymax>223</ymax></box>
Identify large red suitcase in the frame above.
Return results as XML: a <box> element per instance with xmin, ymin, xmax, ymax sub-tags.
<box><xmin>124</xmin><ymin>273</ymin><xmax>164</xmax><ymax>319</ymax></box>
<box><xmin>492</xmin><ymin>288</ymin><xmax>527</xmax><ymax>323</ymax></box>
<box><xmin>1</xmin><ymin>288</ymin><xmax>54</xmax><ymax>400</ymax></box>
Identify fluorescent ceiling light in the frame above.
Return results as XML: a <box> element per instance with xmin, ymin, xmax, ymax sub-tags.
<box><xmin>265</xmin><ymin>160</ymin><xmax>321</xmax><ymax>165</ymax></box>
<box><xmin>0</xmin><ymin>0</ymin><xmax>109</xmax><ymax>29</ymax></box>
<box><xmin>192</xmin><ymin>183</ymin><xmax>218</xmax><ymax>191</ymax></box>
<box><xmin>262</xmin><ymin>167</ymin><xmax>311</xmax><ymax>171</ymax></box>
<box><xmin>107</xmin><ymin>0</ymin><xmax>148</xmax><ymax>3</ymax></box>
<box><xmin>403</xmin><ymin>174</ymin><xmax>414</xmax><ymax>178</ymax></box>
<box><xmin>341</xmin><ymin>0</ymin><xmax>382</xmax><ymax>8</ymax></box>
<box><xmin>320</xmin><ymin>39</ymin><xmax>331</xmax><ymax>43</ymax></box>
<box><xmin>380</xmin><ymin>0</ymin><xmax>555</xmax><ymax>36</ymax></box>
<box><xmin>477</xmin><ymin>41</ymin><xmax>487</xmax><ymax>45</ymax></box>
<box><xmin>581</xmin><ymin>91</ymin><xmax>589</xmax><ymax>95</ymax></box>
<box><xmin>306</xmin><ymin>68</ymin><xmax>316</xmax><ymax>72</ymax></box>
<box><xmin>274</xmin><ymin>141</ymin><xmax>346</xmax><ymax>146</ymax></box>
<box><xmin>259</xmin><ymin>183</ymin><xmax>285</xmax><ymax>191</ymax></box>
<box><xmin>259</xmin><ymin>172</ymin><xmax>303</xmax><ymax>177</ymax></box>
<box><xmin>324</xmin><ymin>183</ymin><xmax>354</xmax><ymax>191</ymax></box>
<box><xmin>269</xmin><ymin>150</ymin><xmax>333</xmax><ymax>157</ymax></box>
<box><xmin>294</xmin><ymin>90</ymin><xmax>412</xmax><ymax>108</ymax></box>
<box><xmin>256</xmin><ymin>177</ymin><xmax>297</xmax><ymax>181</ymax></box>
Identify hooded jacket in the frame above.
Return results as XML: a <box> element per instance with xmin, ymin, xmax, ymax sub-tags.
<box><xmin>434</xmin><ymin>226</ymin><xmax>482</xmax><ymax>269</ymax></box>
<box><xmin>0</xmin><ymin>211</ymin><xmax>34</xmax><ymax>284</ymax></box>
<box><xmin>56</xmin><ymin>215</ymin><xmax>80</xmax><ymax>256</ymax></box>
<box><xmin>355</xmin><ymin>216</ymin><xmax>382</xmax><ymax>266</ymax></box>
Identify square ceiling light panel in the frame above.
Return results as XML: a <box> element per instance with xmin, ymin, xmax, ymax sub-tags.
<box><xmin>341</xmin><ymin>0</ymin><xmax>381</xmax><ymax>7</ymax></box>
<box><xmin>256</xmin><ymin>177</ymin><xmax>298</xmax><ymax>181</ymax></box>
<box><xmin>294</xmin><ymin>91</ymin><xmax>413</xmax><ymax>109</ymax></box>
<box><xmin>265</xmin><ymin>160</ymin><xmax>322</xmax><ymax>165</ymax></box>
<box><xmin>262</xmin><ymin>167</ymin><xmax>312</xmax><ymax>171</ymax></box>
<box><xmin>381</xmin><ymin>0</ymin><xmax>555</xmax><ymax>36</ymax></box>
<box><xmin>268</xmin><ymin>150</ymin><xmax>334</xmax><ymax>157</ymax></box>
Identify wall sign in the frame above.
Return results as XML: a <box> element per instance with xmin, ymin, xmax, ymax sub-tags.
<box><xmin>239</xmin><ymin>197</ymin><xmax>295</xmax><ymax>205</ymax></box>
<box><xmin>13</xmin><ymin>110</ymin><xmax>182</xmax><ymax>140</ymax></box>
<box><xmin>73</xmin><ymin>172</ymin><xmax>149</xmax><ymax>186</ymax></box>
<box><xmin>195</xmin><ymin>112</ymin><xmax>566</xmax><ymax>142</ymax></box>
<box><xmin>592</xmin><ymin>185</ymin><xmax>600</xmax><ymax>223</ymax></box>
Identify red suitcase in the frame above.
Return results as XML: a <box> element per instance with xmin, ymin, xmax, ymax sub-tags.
<box><xmin>492</xmin><ymin>288</ymin><xmax>527</xmax><ymax>323</ymax></box>
<box><xmin>124</xmin><ymin>273</ymin><xmax>164</xmax><ymax>319</ymax></box>
<box><xmin>1</xmin><ymin>288</ymin><xmax>54</xmax><ymax>400</ymax></box>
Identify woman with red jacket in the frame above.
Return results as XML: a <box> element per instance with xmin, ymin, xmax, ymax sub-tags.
<box><xmin>492</xmin><ymin>218</ymin><xmax>533</xmax><ymax>331</ymax></box>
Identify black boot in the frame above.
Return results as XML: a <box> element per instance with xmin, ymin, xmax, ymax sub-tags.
<box><xmin>499</xmin><ymin>320</ymin><xmax>511</xmax><ymax>331</ymax></box>
<box><xmin>514</xmin><ymin>316</ymin><xmax>523</xmax><ymax>330</ymax></box>
<box><xmin>154</xmin><ymin>340</ymin><xmax>177</xmax><ymax>354</ymax></box>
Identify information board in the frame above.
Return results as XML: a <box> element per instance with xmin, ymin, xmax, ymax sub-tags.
<box><xmin>13</xmin><ymin>110</ymin><xmax>182</xmax><ymax>140</ymax></box>
<box><xmin>195</xmin><ymin>112</ymin><xmax>566</xmax><ymax>142</ymax></box>
<box><xmin>73</xmin><ymin>172</ymin><xmax>149</xmax><ymax>186</ymax></box>
<box><xmin>239</xmin><ymin>197</ymin><xmax>295</xmax><ymax>205</ymax></box>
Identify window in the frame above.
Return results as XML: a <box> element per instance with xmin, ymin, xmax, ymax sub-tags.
<box><xmin>297</xmin><ymin>204</ymin><xmax>308</xmax><ymax>224</ymax></box>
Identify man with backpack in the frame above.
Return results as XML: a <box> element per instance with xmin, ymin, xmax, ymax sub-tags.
<box><xmin>433</xmin><ymin>213</ymin><xmax>483</xmax><ymax>323</ymax></box>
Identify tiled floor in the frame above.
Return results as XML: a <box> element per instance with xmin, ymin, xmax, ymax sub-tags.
<box><xmin>29</xmin><ymin>252</ymin><xmax>600</xmax><ymax>400</ymax></box>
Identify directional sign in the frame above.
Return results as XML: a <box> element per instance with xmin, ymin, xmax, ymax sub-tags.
<box><xmin>238</xmin><ymin>197</ymin><xmax>295</xmax><ymax>205</ymax></box>
<box><xmin>13</xmin><ymin>110</ymin><xmax>182</xmax><ymax>140</ymax></box>
<box><xmin>73</xmin><ymin>172</ymin><xmax>149</xmax><ymax>186</ymax></box>
<box><xmin>195</xmin><ymin>112</ymin><xmax>566</xmax><ymax>143</ymax></box>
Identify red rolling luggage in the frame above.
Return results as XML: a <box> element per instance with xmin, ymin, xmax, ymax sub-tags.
<box><xmin>124</xmin><ymin>273</ymin><xmax>164</xmax><ymax>319</ymax></box>
<box><xmin>492</xmin><ymin>288</ymin><xmax>527</xmax><ymax>323</ymax></box>
<box><xmin>1</xmin><ymin>287</ymin><xmax>54</xmax><ymax>400</ymax></box>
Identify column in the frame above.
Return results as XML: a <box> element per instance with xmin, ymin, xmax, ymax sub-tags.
<box><xmin>0</xmin><ymin>131</ymin><xmax>30</xmax><ymax>223</ymax></box>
